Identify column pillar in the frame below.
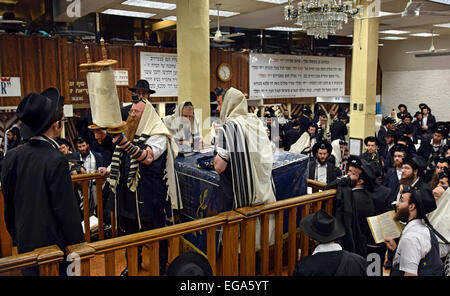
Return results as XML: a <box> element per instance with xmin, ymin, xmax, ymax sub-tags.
<box><xmin>176</xmin><ymin>0</ymin><xmax>210</xmax><ymax>137</ymax></box>
<box><xmin>349</xmin><ymin>0</ymin><xmax>379</xmax><ymax>142</ymax></box>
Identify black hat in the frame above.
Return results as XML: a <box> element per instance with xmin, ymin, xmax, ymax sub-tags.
<box><xmin>382</xmin><ymin>116</ymin><xmax>395</xmax><ymax>125</ymax></box>
<box><xmin>165</xmin><ymin>251</ymin><xmax>213</xmax><ymax>276</ymax></box>
<box><xmin>307</xmin><ymin>122</ymin><xmax>318</xmax><ymax>130</ymax></box>
<box><xmin>337</xmin><ymin>112</ymin><xmax>348</xmax><ymax>120</ymax></box>
<box><xmin>401</xmin><ymin>113</ymin><xmax>413</xmax><ymax>121</ymax></box>
<box><xmin>390</xmin><ymin>143</ymin><xmax>410</xmax><ymax>158</ymax></box>
<box><xmin>303</xmin><ymin>108</ymin><xmax>312</xmax><ymax>116</ymax></box>
<box><xmin>398</xmin><ymin>104</ymin><xmax>407</xmax><ymax>110</ymax></box>
<box><xmin>128</xmin><ymin>80</ymin><xmax>156</xmax><ymax>94</ymax></box>
<box><xmin>438</xmin><ymin>167</ymin><xmax>449</xmax><ymax>180</ymax></box>
<box><xmin>386</xmin><ymin>128</ymin><xmax>399</xmax><ymax>138</ymax></box>
<box><xmin>401</xmin><ymin>124</ymin><xmax>414</xmax><ymax>135</ymax></box>
<box><xmin>403</xmin><ymin>155</ymin><xmax>427</xmax><ymax>175</ymax></box>
<box><xmin>436</xmin><ymin>156</ymin><xmax>450</xmax><ymax>166</ymax></box>
<box><xmin>418</xmin><ymin>103</ymin><xmax>427</xmax><ymax>110</ymax></box>
<box><xmin>17</xmin><ymin>88</ymin><xmax>62</xmax><ymax>140</ymax></box>
<box><xmin>65</xmin><ymin>153</ymin><xmax>84</xmax><ymax>165</ymax></box>
<box><xmin>364</xmin><ymin>136</ymin><xmax>379</xmax><ymax>146</ymax></box>
<box><xmin>300</xmin><ymin>209</ymin><xmax>345</xmax><ymax>243</ymax></box>
<box><xmin>401</xmin><ymin>185</ymin><xmax>436</xmax><ymax>217</ymax></box>
<box><xmin>432</xmin><ymin>125</ymin><xmax>448</xmax><ymax>137</ymax></box>
<box><xmin>420</xmin><ymin>104</ymin><xmax>431</xmax><ymax>112</ymax></box>
<box><xmin>57</xmin><ymin>138</ymin><xmax>71</xmax><ymax>147</ymax></box>
<box><xmin>312</xmin><ymin>141</ymin><xmax>332</xmax><ymax>155</ymax></box>
<box><xmin>414</xmin><ymin>111</ymin><xmax>423</xmax><ymax>118</ymax></box>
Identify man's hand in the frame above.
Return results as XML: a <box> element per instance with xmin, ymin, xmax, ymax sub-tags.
<box><xmin>432</xmin><ymin>186</ymin><xmax>446</xmax><ymax>200</ymax></box>
<box><xmin>98</xmin><ymin>167</ymin><xmax>108</xmax><ymax>176</ymax></box>
<box><xmin>384</xmin><ymin>238</ymin><xmax>397</xmax><ymax>252</ymax></box>
<box><xmin>112</xmin><ymin>133</ymin><xmax>128</xmax><ymax>146</ymax></box>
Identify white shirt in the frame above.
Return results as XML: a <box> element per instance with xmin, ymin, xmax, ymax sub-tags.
<box><xmin>393</xmin><ymin>219</ymin><xmax>431</xmax><ymax>275</ymax></box>
<box><xmin>316</xmin><ymin>161</ymin><xmax>327</xmax><ymax>183</ymax></box>
<box><xmin>312</xmin><ymin>242</ymin><xmax>342</xmax><ymax>255</ymax></box>
<box><xmin>82</xmin><ymin>151</ymin><xmax>96</xmax><ymax>173</ymax></box>
<box><xmin>396</xmin><ymin>168</ymin><xmax>402</xmax><ymax>181</ymax></box>
<box><xmin>145</xmin><ymin>134</ymin><xmax>167</xmax><ymax>161</ymax></box>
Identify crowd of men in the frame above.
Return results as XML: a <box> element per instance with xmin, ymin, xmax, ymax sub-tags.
<box><xmin>1</xmin><ymin>80</ymin><xmax>449</xmax><ymax>277</ymax></box>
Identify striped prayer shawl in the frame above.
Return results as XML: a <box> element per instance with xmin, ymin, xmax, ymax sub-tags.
<box><xmin>108</xmin><ymin>133</ymin><xmax>150</xmax><ymax>194</ymax></box>
<box><xmin>220</xmin><ymin>120</ymin><xmax>255</xmax><ymax>209</ymax></box>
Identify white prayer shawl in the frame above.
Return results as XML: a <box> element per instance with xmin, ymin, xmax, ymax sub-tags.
<box><xmin>290</xmin><ymin>131</ymin><xmax>311</xmax><ymax>155</ymax></box>
<box><xmin>427</xmin><ymin>188</ymin><xmax>450</xmax><ymax>244</ymax></box>
<box><xmin>162</xmin><ymin>101</ymin><xmax>201</xmax><ymax>144</ymax></box>
<box><xmin>331</xmin><ymin>139</ymin><xmax>343</xmax><ymax>168</ymax></box>
<box><xmin>108</xmin><ymin>100</ymin><xmax>181</xmax><ymax>216</ymax></box>
<box><xmin>219</xmin><ymin>87</ymin><xmax>276</xmax><ymax>251</ymax></box>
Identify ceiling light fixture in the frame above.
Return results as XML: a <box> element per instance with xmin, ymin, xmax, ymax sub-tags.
<box><xmin>428</xmin><ymin>0</ymin><xmax>450</xmax><ymax>5</ymax></box>
<box><xmin>257</xmin><ymin>0</ymin><xmax>288</xmax><ymax>3</ymax></box>
<box><xmin>209</xmin><ymin>9</ymin><xmax>240</xmax><ymax>17</ymax></box>
<box><xmin>162</xmin><ymin>16</ymin><xmax>177</xmax><ymax>21</ymax></box>
<box><xmin>266</xmin><ymin>26</ymin><xmax>302</xmax><ymax>31</ymax></box>
<box><xmin>379</xmin><ymin>30</ymin><xmax>411</xmax><ymax>34</ymax></box>
<box><xmin>102</xmin><ymin>9</ymin><xmax>156</xmax><ymax>18</ymax></box>
<box><xmin>434</xmin><ymin>22</ymin><xmax>450</xmax><ymax>28</ymax></box>
<box><xmin>284</xmin><ymin>0</ymin><xmax>360</xmax><ymax>39</ymax></box>
<box><xmin>122</xmin><ymin>0</ymin><xmax>176</xmax><ymax>10</ymax></box>
<box><xmin>379</xmin><ymin>36</ymin><xmax>408</xmax><ymax>40</ymax></box>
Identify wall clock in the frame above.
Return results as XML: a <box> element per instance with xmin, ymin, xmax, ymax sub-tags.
<box><xmin>217</xmin><ymin>63</ymin><xmax>232</xmax><ymax>82</ymax></box>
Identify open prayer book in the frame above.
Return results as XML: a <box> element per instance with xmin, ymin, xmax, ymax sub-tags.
<box><xmin>366</xmin><ymin>210</ymin><xmax>404</xmax><ymax>244</ymax></box>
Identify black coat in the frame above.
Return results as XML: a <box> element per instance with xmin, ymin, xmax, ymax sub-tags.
<box><xmin>330</xmin><ymin>120</ymin><xmax>347</xmax><ymax>142</ymax></box>
<box><xmin>294</xmin><ymin>250</ymin><xmax>367</xmax><ymax>276</ymax></box>
<box><xmin>1</xmin><ymin>139</ymin><xmax>84</xmax><ymax>254</ymax></box>
<box><xmin>383</xmin><ymin>167</ymin><xmax>401</xmax><ymax>198</ymax></box>
<box><xmin>284</xmin><ymin>128</ymin><xmax>302</xmax><ymax>151</ymax></box>
<box><xmin>308</xmin><ymin>158</ymin><xmax>342</xmax><ymax>184</ymax></box>
<box><xmin>72</xmin><ymin>150</ymin><xmax>106</xmax><ymax>170</ymax></box>
<box><xmin>377</xmin><ymin>126</ymin><xmax>388</xmax><ymax>150</ymax></box>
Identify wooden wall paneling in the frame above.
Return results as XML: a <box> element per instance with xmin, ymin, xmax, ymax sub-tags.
<box><xmin>0</xmin><ymin>35</ymin><xmax>21</xmax><ymax>106</ymax></box>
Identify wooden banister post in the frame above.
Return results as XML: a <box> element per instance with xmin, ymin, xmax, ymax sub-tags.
<box><xmin>36</xmin><ymin>245</ymin><xmax>64</xmax><ymax>276</ymax></box>
<box><xmin>237</xmin><ymin>207</ymin><xmax>257</xmax><ymax>276</ymax></box>
<box><xmin>287</xmin><ymin>207</ymin><xmax>297</xmax><ymax>276</ymax></box>
<box><xmin>221</xmin><ymin>212</ymin><xmax>242</xmax><ymax>276</ymax></box>
<box><xmin>66</xmin><ymin>243</ymin><xmax>95</xmax><ymax>276</ymax></box>
<box><xmin>206</xmin><ymin>227</ymin><xmax>216</xmax><ymax>276</ymax></box>
<box><xmin>147</xmin><ymin>241</ymin><xmax>160</xmax><ymax>276</ymax></box>
<box><xmin>260</xmin><ymin>213</ymin><xmax>270</xmax><ymax>276</ymax></box>
<box><xmin>96</xmin><ymin>180</ymin><xmax>104</xmax><ymax>241</ymax></box>
<box><xmin>0</xmin><ymin>190</ymin><xmax>12</xmax><ymax>258</ymax></box>
<box><xmin>82</xmin><ymin>180</ymin><xmax>90</xmax><ymax>243</ymax></box>
<box><xmin>274</xmin><ymin>210</ymin><xmax>284</xmax><ymax>276</ymax></box>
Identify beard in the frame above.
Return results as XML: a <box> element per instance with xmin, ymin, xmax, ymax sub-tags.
<box><xmin>393</xmin><ymin>160</ymin><xmax>402</xmax><ymax>168</ymax></box>
<box><xmin>400</xmin><ymin>174</ymin><xmax>416</xmax><ymax>185</ymax></box>
<box><xmin>317</xmin><ymin>158</ymin><xmax>327</xmax><ymax>165</ymax></box>
<box><xmin>125</xmin><ymin>114</ymin><xmax>140</xmax><ymax>141</ymax></box>
<box><xmin>394</xmin><ymin>206</ymin><xmax>409</xmax><ymax>223</ymax></box>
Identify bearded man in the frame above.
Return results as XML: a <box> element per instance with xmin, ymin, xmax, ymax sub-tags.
<box><xmin>108</xmin><ymin>99</ymin><xmax>180</xmax><ymax>276</ymax></box>
<box><xmin>308</xmin><ymin>141</ymin><xmax>341</xmax><ymax>184</ymax></box>
<box><xmin>290</xmin><ymin>122</ymin><xmax>318</xmax><ymax>157</ymax></box>
<box><xmin>384</xmin><ymin>185</ymin><xmax>442</xmax><ymax>276</ymax></box>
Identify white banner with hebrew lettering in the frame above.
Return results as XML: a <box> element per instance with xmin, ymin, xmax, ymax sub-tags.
<box><xmin>249</xmin><ymin>53</ymin><xmax>345</xmax><ymax>99</ymax></box>
<box><xmin>140</xmin><ymin>52</ymin><xmax>178</xmax><ymax>97</ymax></box>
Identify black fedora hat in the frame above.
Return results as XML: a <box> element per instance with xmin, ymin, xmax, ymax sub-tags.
<box><xmin>300</xmin><ymin>209</ymin><xmax>345</xmax><ymax>243</ymax></box>
<box><xmin>398</xmin><ymin>104</ymin><xmax>407</xmax><ymax>110</ymax></box>
<box><xmin>364</xmin><ymin>136</ymin><xmax>379</xmax><ymax>146</ymax></box>
<box><xmin>401</xmin><ymin>113</ymin><xmax>413</xmax><ymax>121</ymax></box>
<box><xmin>420</xmin><ymin>104</ymin><xmax>431</xmax><ymax>112</ymax></box>
<box><xmin>390</xmin><ymin>143</ymin><xmax>410</xmax><ymax>158</ymax></box>
<box><xmin>382</xmin><ymin>116</ymin><xmax>395</xmax><ymax>125</ymax></box>
<box><xmin>17</xmin><ymin>88</ymin><xmax>62</xmax><ymax>140</ymax></box>
<box><xmin>312</xmin><ymin>141</ymin><xmax>332</xmax><ymax>155</ymax></box>
<box><xmin>128</xmin><ymin>79</ymin><xmax>156</xmax><ymax>94</ymax></box>
<box><xmin>403</xmin><ymin>155</ymin><xmax>427</xmax><ymax>177</ymax></box>
<box><xmin>165</xmin><ymin>251</ymin><xmax>212</xmax><ymax>276</ymax></box>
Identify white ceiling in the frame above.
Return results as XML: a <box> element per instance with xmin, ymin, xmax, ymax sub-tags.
<box><xmin>55</xmin><ymin>0</ymin><xmax>450</xmax><ymax>39</ymax></box>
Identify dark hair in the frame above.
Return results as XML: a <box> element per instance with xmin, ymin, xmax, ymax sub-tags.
<box><xmin>183</xmin><ymin>101</ymin><xmax>193</xmax><ymax>107</ymax></box>
<box><xmin>75</xmin><ymin>136</ymin><xmax>88</xmax><ymax>145</ymax></box>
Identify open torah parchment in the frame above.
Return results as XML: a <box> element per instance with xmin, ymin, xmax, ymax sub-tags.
<box><xmin>366</xmin><ymin>210</ymin><xmax>404</xmax><ymax>244</ymax></box>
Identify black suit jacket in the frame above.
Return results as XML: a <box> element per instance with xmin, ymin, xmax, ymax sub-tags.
<box><xmin>308</xmin><ymin>157</ymin><xmax>342</xmax><ymax>184</ymax></box>
<box><xmin>330</xmin><ymin>120</ymin><xmax>347</xmax><ymax>142</ymax></box>
<box><xmin>1</xmin><ymin>139</ymin><xmax>84</xmax><ymax>254</ymax></box>
<box><xmin>72</xmin><ymin>150</ymin><xmax>106</xmax><ymax>170</ymax></box>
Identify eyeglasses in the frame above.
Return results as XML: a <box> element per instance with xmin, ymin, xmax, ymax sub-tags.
<box><xmin>128</xmin><ymin>109</ymin><xmax>142</xmax><ymax>116</ymax></box>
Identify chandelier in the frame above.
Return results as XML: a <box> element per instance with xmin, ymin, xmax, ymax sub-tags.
<box><xmin>284</xmin><ymin>0</ymin><xmax>360</xmax><ymax>39</ymax></box>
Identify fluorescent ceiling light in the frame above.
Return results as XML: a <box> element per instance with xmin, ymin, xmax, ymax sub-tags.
<box><xmin>428</xmin><ymin>0</ymin><xmax>450</xmax><ymax>5</ymax></box>
<box><xmin>266</xmin><ymin>26</ymin><xmax>302</xmax><ymax>32</ymax></box>
<box><xmin>377</xmin><ymin>11</ymin><xmax>396</xmax><ymax>17</ymax></box>
<box><xmin>434</xmin><ymin>22</ymin><xmax>450</xmax><ymax>28</ymax></box>
<box><xmin>379</xmin><ymin>30</ymin><xmax>411</xmax><ymax>34</ymax></box>
<box><xmin>256</xmin><ymin>0</ymin><xmax>288</xmax><ymax>3</ymax></box>
<box><xmin>379</xmin><ymin>36</ymin><xmax>408</xmax><ymax>40</ymax></box>
<box><xmin>122</xmin><ymin>0</ymin><xmax>176</xmax><ymax>10</ymax></box>
<box><xmin>162</xmin><ymin>16</ymin><xmax>176</xmax><ymax>21</ymax></box>
<box><xmin>102</xmin><ymin>9</ymin><xmax>156</xmax><ymax>18</ymax></box>
<box><xmin>409</xmin><ymin>33</ymin><xmax>440</xmax><ymax>37</ymax></box>
<box><xmin>209</xmin><ymin>9</ymin><xmax>240</xmax><ymax>17</ymax></box>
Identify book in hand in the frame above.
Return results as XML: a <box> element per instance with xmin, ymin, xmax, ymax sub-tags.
<box><xmin>366</xmin><ymin>210</ymin><xmax>404</xmax><ymax>244</ymax></box>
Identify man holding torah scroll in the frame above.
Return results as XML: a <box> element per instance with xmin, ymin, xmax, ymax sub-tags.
<box><xmin>108</xmin><ymin>99</ymin><xmax>180</xmax><ymax>276</ymax></box>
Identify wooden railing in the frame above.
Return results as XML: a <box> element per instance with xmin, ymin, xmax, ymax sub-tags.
<box><xmin>0</xmin><ymin>173</ymin><xmax>112</xmax><ymax>258</ymax></box>
<box><xmin>0</xmin><ymin>245</ymin><xmax>64</xmax><ymax>276</ymax></box>
<box><xmin>0</xmin><ymin>178</ymin><xmax>332</xmax><ymax>276</ymax></box>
